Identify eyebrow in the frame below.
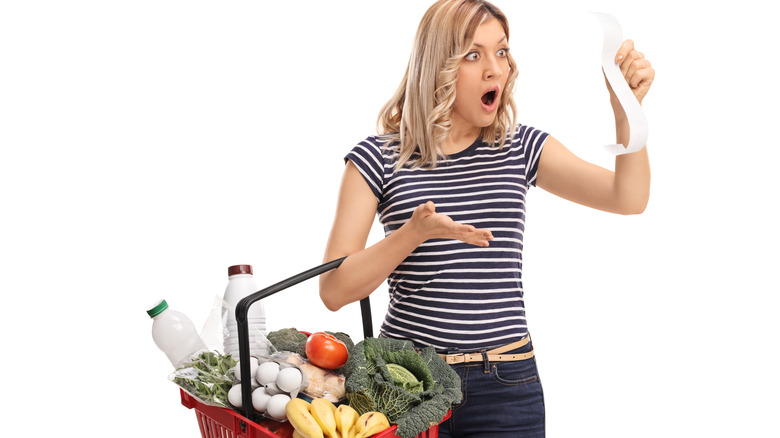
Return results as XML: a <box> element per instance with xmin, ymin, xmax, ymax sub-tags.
<box><xmin>471</xmin><ymin>36</ymin><xmax>508</xmax><ymax>48</ymax></box>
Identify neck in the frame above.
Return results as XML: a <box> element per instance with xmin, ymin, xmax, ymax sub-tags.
<box><xmin>442</xmin><ymin>121</ymin><xmax>480</xmax><ymax>155</ymax></box>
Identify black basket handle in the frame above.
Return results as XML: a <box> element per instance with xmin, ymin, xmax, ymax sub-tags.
<box><xmin>234</xmin><ymin>256</ymin><xmax>370</xmax><ymax>422</ymax></box>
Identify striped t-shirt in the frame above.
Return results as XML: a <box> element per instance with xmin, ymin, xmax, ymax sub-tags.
<box><xmin>345</xmin><ymin>124</ymin><xmax>549</xmax><ymax>351</ymax></box>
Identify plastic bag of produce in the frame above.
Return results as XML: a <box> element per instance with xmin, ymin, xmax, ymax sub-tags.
<box><xmin>170</xmin><ymin>350</ymin><xmax>237</xmax><ymax>408</ymax></box>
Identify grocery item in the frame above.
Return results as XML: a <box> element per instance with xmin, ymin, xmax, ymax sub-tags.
<box><xmin>286</xmin><ymin>398</ymin><xmax>390</xmax><ymax>438</ymax></box>
<box><xmin>276</xmin><ymin>367</ymin><xmax>304</xmax><ymax>393</ymax></box>
<box><xmin>147</xmin><ymin>299</ymin><xmax>208</xmax><ymax>368</ymax></box>
<box><xmin>355</xmin><ymin>411</ymin><xmax>391</xmax><ymax>438</ymax></box>
<box><xmin>222</xmin><ymin>264</ymin><xmax>267</xmax><ymax>359</ymax></box>
<box><xmin>335</xmin><ymin>404</ymin><xmax>360</xmax><ymax>438</ymax></box>
<box><xmin>266</xmin><ymin>393</ymin><xmax>292</xmax><ymax>420</ymax></box>
<box><xmin>305</xmin><ymin>332</ymin><xmax>349</xmax><ymax>370</ymax></box>
<box><xmin>345</xmin><ymin>337</ymin><xmax>461</xmax><ymax>438</ymax></box>
<box><xmin>309</xmin><ymin>398</ymin><xmax>338</xmax><ymax>438</ymax></box>
<box><xmin>285</xmin><ymin>398</ymin><xmax>325</xmax><ymax>438</ymax></box>
<box><xmin>171</xmin><ymin>351</ymin><xmax>236</xmax><ymax>408</ymax></box>
<box><xmin>283</xmin><ymin>353</ymin><xmax>346</xmax><ymax>402</ymax></box>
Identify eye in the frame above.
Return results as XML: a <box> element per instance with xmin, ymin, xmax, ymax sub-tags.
<box><xmin>497</xmin><ymin>48</ymin><xmax>509</xmax><ymax>58</ymax></box>
<box><xmin>465</xmin><ymin>51</ymin><xmax>480</xmax><ymax>62</ymax></box>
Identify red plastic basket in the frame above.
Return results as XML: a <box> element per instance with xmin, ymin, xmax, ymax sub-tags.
<box><xmin>178</xmin><ymin>258</ymin><xmax>452</xmax><ymax>438</ymax></box>
<box><xmin>181</xmin><ymin>389</ymin><xmax>450</xmax><ymax>438</ymax></box>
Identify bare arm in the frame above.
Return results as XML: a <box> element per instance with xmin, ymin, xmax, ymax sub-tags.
<box><xmin>537</xmin><ymin>39</ymin><xmax>654</xmax><ymax>215</ymax></box>
<box><xmin>319</xmin><ymin>161</ymin><xmax>493</xmax><ymax>311</ymax></box>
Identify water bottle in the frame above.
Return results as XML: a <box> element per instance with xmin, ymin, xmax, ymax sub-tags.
<box><xmin>222</xmin><ymin>264</ymin><xmax>267</xmax><ymax>359</ymax></box>
<box><xmin>147</xmin><ymin>299</ymin><xmax>208</xmax><ymax>368</ymax></box>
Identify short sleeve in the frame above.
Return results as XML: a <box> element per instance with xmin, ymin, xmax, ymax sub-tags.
<box><xmin>514</xmin><ymin>124</ymin><xmax>549</xmax><ymax>187</ymax></box>
<box><xmin>344</xmin><ymin>136</ymin><xmax>386</xmax><ymax>202</ymax></box>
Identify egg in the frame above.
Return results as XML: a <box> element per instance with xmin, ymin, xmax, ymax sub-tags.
<box><xmin>275</xmin><ymin>367</ymin><xmax>303</xmax><ymax>393</ymax></box>
<box><xmin>227</xmin><ymin>384</ymin><xmax>244</xmax><ymax>408</ymax></box>
<box><xmin>265</xmin><ymin>393</ymin><xmax>291</xmax><ymax>420</ymax></box>
<box><xmin>264</xmin><ymin>382</ymin><xmax>282</xmax><ymax>396</ymax></box>
<box><xmin>251</xmin><ymin>387</ymin><xmax>272</xmax><ymax>412</ymax></box>
<box><xmin>234</xmin><ymin>357</ymin><xmax>259</xmax><ymax>382</ymax></box>
<box><xmin>256</xmin><ymin>361</ymin><xmax>280</xmax><ymax>385</ymax></box>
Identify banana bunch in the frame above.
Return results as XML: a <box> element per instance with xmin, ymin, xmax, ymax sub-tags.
<box><xmin>286</xmin><ymin>397</ymin><xmax>390</xmax><ymax>438</ymax></box>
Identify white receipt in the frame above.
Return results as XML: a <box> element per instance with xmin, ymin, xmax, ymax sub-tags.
<box><xmin>592</xmin><ymin>12</ymin><xmax>648</xmax><ymax>155</ymax></box>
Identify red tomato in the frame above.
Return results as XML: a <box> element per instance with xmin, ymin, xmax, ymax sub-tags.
<box><xmin>305</xmin><ymin>332</ymin><xmax>348</xmax><ymax>369</ymax></box>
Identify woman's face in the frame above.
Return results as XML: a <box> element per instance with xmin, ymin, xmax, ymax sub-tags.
<box><xmin>452</xmin><ymin>18</ymin><xmax>510</xmax><ymax>133</ymax></box>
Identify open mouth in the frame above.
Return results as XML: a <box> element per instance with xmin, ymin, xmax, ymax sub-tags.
<box><xmin>481</xmin><ymin>89</ymin><xmax>497</xmax><ymax>106</ymax></box>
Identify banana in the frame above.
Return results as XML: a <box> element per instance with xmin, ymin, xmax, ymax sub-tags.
<box><xmin>285</xmin><ymin>398</ymin><xmax>325</xmax><ymax>438</ymax></box>
<box><xmin>347</xmin><ymin>425</ymin><xmax>357</xmax><ymax>438</ymax></box>
<box><xmin>354</xmin><ymin>411</ymin><xmax>390</xmax><ymax>438</ymax></box>
<box><xmin>293</xmin><ymin>431</ymin><xmax>306</xmax><ymax>438</ymax></box>
<box><xmin>310</xmin><ymin>398</ymin><xmax>338</xmax><ymax>438</ymax></box>
<box><xmin>335</xmin><ymin>404</ymin><xmax>360</xmax><ymax>438</ymax></box>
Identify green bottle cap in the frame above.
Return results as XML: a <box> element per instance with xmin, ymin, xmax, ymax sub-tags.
<box><xmin>147</xmin><ymin>299</ymin><xmax>169</xmax><ymax>318</ymax></box>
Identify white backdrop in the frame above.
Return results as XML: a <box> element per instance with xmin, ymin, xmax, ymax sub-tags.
<box><xmin>1</xmin><ymin>1</ymin><xmax>777</xmax><ymax>437</ymax></box>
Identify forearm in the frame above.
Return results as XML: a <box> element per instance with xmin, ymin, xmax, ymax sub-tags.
<box><xmin>319</xmin><ymin>222</ymin><xmax>423</xmax><ymax>311</ymax></box>
<box><xmin>612</xmin><ymin>102</ymin><xmax>651</xmax><ymax>214</ymax></box>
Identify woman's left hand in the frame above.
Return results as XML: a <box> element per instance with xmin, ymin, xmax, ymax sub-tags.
<box><xmin>614</xmin><ymin>39</ymin><xmax>654</xmax><ymax>105</ymax></box>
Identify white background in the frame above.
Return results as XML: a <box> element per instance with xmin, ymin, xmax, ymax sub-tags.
<box><xmin>1</xmin><ymin>0</ymin><xmax>777</xmax><ymax>437</ymax></box>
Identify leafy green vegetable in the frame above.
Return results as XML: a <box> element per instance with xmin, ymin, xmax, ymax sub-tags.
<box><xmin>171</xmin><ymin>351</ymin><xmax>236</xmax><ymax>408</ymax></box>
<box><xmin>386</xmin><ymin>363</ymin><xmax>424</xmax><ymax>394</ymax></box>
<box><xmin>344</xmin><ymin>338</ymin><xmax>462</xmax><ymax>438</ymax></box>
<box><xmin>266</xmin><ymin>327</ymin><xmax>308</xmax><ymax>356</ymax></box>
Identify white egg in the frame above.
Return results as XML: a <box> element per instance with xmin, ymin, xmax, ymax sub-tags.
<box><xmin>275</xmin><ymin>367</ymin><xmax>303</xmax><ymax>393</ymax></box>
<box><xmin>227</xmin><ymin>384</ymin><xmax>244</xmax><ymax>408</ymax></box>
<box><xmin>234</xmin><ymin>357</ymin><xmax>259</xmax><ymax>382</ymax></box>
<box><xmin>265</xmin><ymin>394</ymin><xmax>291</xmax><ymax>420</ymax></box>
<box><xmin>264</xmin><ymin>382</ymin><xmax>282</xmax><ymax>396</ymax></box>
<box><xmin>252</xmin><ymin>387</ymin><xmax>272</xmax><ymax>412</ymax></box>
<box><xmin>256</xmin><ymin>361</ymin><xmax>280</xmax><ymax>385</ymax></box>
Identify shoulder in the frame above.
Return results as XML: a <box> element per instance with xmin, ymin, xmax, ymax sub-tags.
<box><xmin>509</xmin><ymin>123</ymin><xmax>550</xmax><ymax>148</ymax></box>
<box><xmin>350</xmin><ymin>135</ymin><xmax>399</xmax><ymax>160</ymax></box>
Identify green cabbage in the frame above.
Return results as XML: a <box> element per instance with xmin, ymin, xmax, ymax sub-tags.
<box><xmin>344</xmin><ymin>337</ymin><xmax>462</xmax><ymax>438</ymax></box>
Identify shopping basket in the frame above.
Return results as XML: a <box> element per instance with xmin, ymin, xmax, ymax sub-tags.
<box><xmin>180</xmin><ymin>256</ymin><xmax>451</xmax><ymax>438</ymax></box>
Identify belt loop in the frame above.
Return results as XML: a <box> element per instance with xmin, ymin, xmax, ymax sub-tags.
<box><xmin>481</xmin><ymin>350</ymin><xmax>490</xmax><ymax>373</ymax></box>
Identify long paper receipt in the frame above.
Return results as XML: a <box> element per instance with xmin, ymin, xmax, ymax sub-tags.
<box><xmin>592</xmin><ymin>12</ymin><xmax>649</xmax><ymax>155</ymax></box>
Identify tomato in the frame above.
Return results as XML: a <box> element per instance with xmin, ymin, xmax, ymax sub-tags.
<box><xmin>305</xmin><ymin>332</ymin><xmax>348</xmax><ymax>369</ymax></box>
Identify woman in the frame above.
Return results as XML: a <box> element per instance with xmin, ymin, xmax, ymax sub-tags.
<box><xmin>319</xmin><ymin>0</ymin><xmax>653</xmax><ymax>436</ymax></box>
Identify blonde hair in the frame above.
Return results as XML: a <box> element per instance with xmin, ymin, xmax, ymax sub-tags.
<box><xmin>378</xmin><ymin>0</ymin><xmax>518</xmax><ymax>169</ymax></box>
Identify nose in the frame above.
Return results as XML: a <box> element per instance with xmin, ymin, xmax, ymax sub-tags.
<box><xmin>483</xmin><ymin>55</ymin><xmax>503</xmax><ymax>80</ymax></box>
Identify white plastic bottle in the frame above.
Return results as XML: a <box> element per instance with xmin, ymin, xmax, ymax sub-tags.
<box><xmin>222</xmin><ymin>264</ymin><xmax>267</xmax><ymax>359</ymax></box>
<box><xmin>147</xmin><ymin>299</ymin><xmax>208</xmax><ymax>368</ymax></box>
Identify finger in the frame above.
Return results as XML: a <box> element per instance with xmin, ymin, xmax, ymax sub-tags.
<box><xmin>416</xmin><ymin>201</ymin><xmax>435</xmax><ymax>217</ymax></box>
<box><xmin>620</xmin><ymin>49</ymin><xmax>643</xmax><ymax>78</ymax></box>
<box><xmin>629</xmin><ymin>66</ymin><xmax>655</xmax><ymax>90</ymax></box>
<box><xmin>467</xmin><ymin>229</ymin><xmax>494</xmax><ymax>244</ymax></box>
<box><xmin>626</xmin><ymin>58</ymin><xmax>652</xmax><ymax>87</ymax></box>
<box><xmin>615</xmin><ymin>39</ymin><xmax>634</xmax><ymax>65</ymax></box>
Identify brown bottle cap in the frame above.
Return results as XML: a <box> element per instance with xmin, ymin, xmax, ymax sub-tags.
<box><xmin>228</xmin><ymin>265</ymin><xmax>253</xmax><ymax>276</ymax></box>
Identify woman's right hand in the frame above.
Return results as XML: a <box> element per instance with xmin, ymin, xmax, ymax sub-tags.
<box><xmin>407</xmin><ymin>201</ymin><xmax>493</xmax><ymax>247</ymax></box>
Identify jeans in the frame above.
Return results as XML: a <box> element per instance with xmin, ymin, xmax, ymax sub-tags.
<box><xmin>438</xmin><ymin>337</ymin><xmax>545</xmax><ymax>438</ymax></box>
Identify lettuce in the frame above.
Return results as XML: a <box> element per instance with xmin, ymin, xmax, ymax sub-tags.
<box><xmin>344</xmin><ymin>338</ymin><xmax>462</xmax><ymax>438</ymax></box>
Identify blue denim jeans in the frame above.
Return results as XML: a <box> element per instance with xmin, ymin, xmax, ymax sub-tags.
<box><xmin>437</xmin><ymin>337</ymin><xmax>545</xmax><ymax>437</ymax></box>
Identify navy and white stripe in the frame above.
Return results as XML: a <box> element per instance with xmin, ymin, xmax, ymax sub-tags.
<box><xmin>345</xmin><ymin>124</ymin><xmax>548</xmax><ymax>351</ymax></box>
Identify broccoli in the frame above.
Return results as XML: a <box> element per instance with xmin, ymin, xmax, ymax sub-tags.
<box><xmin>266</xmin><ymin>327</ymin><xmax>308</xmax><ymax>356</ymax></box>
<box><xmin>344</xmin><ymin>337</ymin><xmax>462</xmax><ymax>438</ymax></box>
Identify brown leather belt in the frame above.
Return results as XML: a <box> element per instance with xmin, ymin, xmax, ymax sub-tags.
<box><xmin>437</xmin><ymin>336</ymin><xmax>534</xmax><ymax>365</ymax></box>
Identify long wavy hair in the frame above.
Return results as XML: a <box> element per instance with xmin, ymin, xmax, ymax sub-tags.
<box><xmin>378</xmin><ymin>0</ymin><xmax>518</xmax><ymax>169</ymax></box>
